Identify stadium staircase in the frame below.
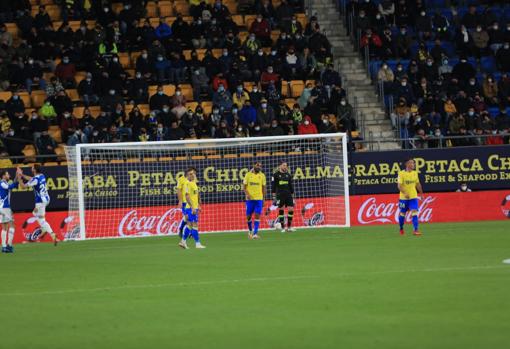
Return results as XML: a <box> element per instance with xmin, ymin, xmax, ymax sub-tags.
<box><xmin>308</xmin><ymin>0</ymin><xmax>399</xmax><ymax>150</ymax></box>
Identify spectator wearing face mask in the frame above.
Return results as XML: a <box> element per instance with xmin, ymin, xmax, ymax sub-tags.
<box><xmin>60</xmin><ymin>111</ymin><xmax>80</xmax><ymax>143</ymax></box>
<box><xmin>78</xmin><ymin>72</ymin><xmax>99</xmax><ymax>106</ymax></box>
<box><xmin>297</xmin><ymin>116</ymin><xmax>318</xmax><ymax>135</ymax></box>
<box><xmin>127</xmin><ymin>71</ymin><xmax>149</xmax><ymax>105</ymax></box>
<box><xmin>35</xmin><ymin>130</ymin><xmax>57</xmax><ymax>161</ymax></box>
<box><xmin>135</xmin><ymin>50</ymin><xmax>153</xmax><ymax>80</ymax></box>
<box><xmin>154</xmin><ymin>54</ymin><xmax>172</xmax><ymax>83</ymax></box>
<box><xmin>55</xmin><ymin>56</ymin><xmax>76</xmax><ymax>88</ymax></box>
<box><xmin>67</xmin><ymin>129</ymin><xmax>88</xmax><ymax>146</ymax></box>
<box><xmin>472</xmin><ymin>25</ymin><xmax>490</xmax><ymax>58</ymax></box>
<box><xmin>192</xmin><ymin>68</ymin><xmax>211</xmax><ymax>102</ymax></box>
<box><xmin>243</xmin><ymin>33</ymin><xmax>262</xmax><ymax>56</ymax></box>
<box><xmin>5</xmin><ymin>91</ymin><xmax>25</xmax><ymax>118</ymax></box>
<box><xmin>456</xmin><ymin>183</ymin><xmax>472</xmax><ymax>192</ymax></box>
<box><xmin>250</xmin><ymin>14</ymin><xmax>271</xmax><ymax>47</ymax></box>
<box><xmin>260</xmin><ymin>66</ymin><xmax>280</xmax><ymax>92</ymax></box>
<box><xmin>318</xmin><ymin>114</ymin><xmax>336</xmax><ymax>134</ymax></box>
<box><xmin>23</xmin><ymin>57</ymin><xmax>46</xmax><ymax>94</ymax></box>
<box><xmin>483</xmin><ymin>76</ymin><xmax>499</xmax><ymax>105</ymax></box>
<box><xmin>167</xmin><ymin>121</ymin><xmax>186</xmax><ymax>141</ymax></box>
<box><xmin>149</xmin><ymin>85</ymin><xmax>171</xmax><ymax>112</ymax></box>
<box><xmin>266</xmin><ymin>119</ymin><xmax>285</xmax><ymax>136</ymax></box>
<box><xmin>257</xmin><ymin>98</ymin><xmax>275</xmax><ymax>131</ymax></box>
<box><xmin>170</xmin><ymin>88</ymin><xmax>187</xmax><ymax>118</ymax></box>
<box><xmin>233</xmin><ymin>85</ymin><xmax>250</xmax><ymax>107</ymax></box>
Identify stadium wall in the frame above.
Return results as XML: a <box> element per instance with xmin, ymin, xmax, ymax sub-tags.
<box><xmin>11</xmin><ymin>190</ymin><xmax>510</xmax><ymax>244</ymax></box>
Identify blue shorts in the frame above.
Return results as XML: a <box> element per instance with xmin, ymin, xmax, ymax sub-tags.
<box><xmin>184</xmin><ymin>208</ymin><xmax>199</xmax><ymax>223</ymax></box>
<box><xmin>246</xmin><ymin>200</ymin><xmax>263</xmax><ymax>216</ymax></box>
<box><xmin>399</xmin><ymin>199</ymin><xmax>419</xmax><ymax>213</ymax></box>
<box><xmin>181</xmin><ymin>203</ymin><xmax>186</xmax><ymax>215</ymax></box>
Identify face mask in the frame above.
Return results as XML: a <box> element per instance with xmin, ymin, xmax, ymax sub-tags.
<box><xmin>304</xmin><ymin>121</ymin><xmax>310</xmax><ymax>125</ymax></box>
<box><xmin>13</xmin><ymin>95</ymin><xmax>18</xmax><ymax>100</ymax></box>
<box><xmin>104</xmin><ymin>8</ymin><xmax>109</xmax><ymax>12</ymax></box>
<box><xmin>8</xmin><ymin>130</ymin><xmax>14</xmax><ymax>136</ymax></box>
<box><xmin>476</xmin><ymin>28</ymin><xmax>482</xmax><ymax>32</ymax></box>
<box><xmin>176</xmin><ymin>91</ymin><xmax>182</xmax><ymax>96</ymax></box>
<box><xmin>253</xmin><ymin>88</ymin><xmax>258</xmax><ymax>92</ymax></box>
<box><xmin>416</xmin><ymin>117</ymin><xmax>421</xmax><ymax>122</ymax></box>
<box><xmin>17</xmin><ymin>114</ymin><xmax>23</xmax><ymax>119</ymax></box>
<box><xmin>341</xmin><ymin>101</ymin><xmax>346</xmax><ymax>106</ymax></box>
<box><xmin>213</xmin><ymin>110</ymin><xmax>219</xmax><ymax>114</ymax></box>
<box><xmin>249</xmin><ymin>36</ymin><xmax>255</xmax><ymax>41</ymax></box>
<box><xmin>142</xmin><ymin>54</ymin><xmax>148</xmax><ymax>59</ymax></box>
<box><xmin>435</xmin><ymin>132</ymin><xmax>441</xmax><ymax>136</ymax></box>
<box><xmin>157</xmin><ymin>57</ymin><xmax>163</xmax><ymax>61</ymax></box>
<box><xmin>63</xmin><ymin>59</ymin><xmax>69</xmax><ymax>64</ymax></box>
<box><xmin>271</xmin><ymin>51</ymin><xmax>277</xmax><ymax>56</ymax></box>
<box><xmin>258</xmin><ymin>51</ymin><xmax>263</xmax><ymax>56</ymax></box>
<box><xmin>32</xmin><ymin>115</ymin><xmax>37</xmax><ymax>119</ymax></box>
<box><xmin>218</xmin><ymin>87</ymin><xmax>225</xmax><ymax>92</ymax></box>
<box><xmin>254</xmin><ymin>126</ymin><xmax>260</xmax><ymax>131</ymax></box>
<box><xmin>492</xmin><ymin>130</ymin><xmax>498</xmax><ymax>134</ymax></box>
<box><xmin>113</xmin><ymin>58</ymin><xmax>119</xmax><ymax>63</ymax></box>
<box><xmin>232</xmin><ymin>108</ymin><xmax>238</xmax><ymax>113</ymax></box>
<box><xmin>158</xmin><ymin>127</ymin><xmax>163</xmax><ymax>132</ymax></box>
<box><xmin>109</xmin><ymin>90</ymin><xmax>115</xmax><ymax>95</ymax></box>
<box><xmin>28</xmin><ymin>59</ymin><xmax>34</xmax><ymax>64</ymax></box>
<box><xmin>397</xmin><ymin>67</ymin><xmax>403</xmax><ymax>71</ymax></box>
<box><xmin>402</xmin><ymin>82</ymin><xmax>407</xmax><ymax>87</ymax></box>
<box><xmin>135</xmin><ymin>73</ymin><xmax>142</xmax><ymax>79</ymax></box>
<box><xmin>64</xmin><ymin>113</ymin><xmax>70</xmax><ymax>118</ymax></box>
<box><xmin>267</xmin><ymin>69</ymin><xmax>273</xmax><ymax>74</ymax></box>
<box><xmin>237</xmin><ymin>127</ymin><xmax>243</xmax><ymax>132</ymax></box>
<box><xmin>93</xmin><ymin>131</ymin><xmax>98</xmax><ymax>136</ymax></box>
<box><xmin>163</xmin><ymin>107</ymin><xmax>169</xmax><ymax>113</ymax></box>
<box><xmin>427</xmin><ymin>62</ymin><xmax>432</xmax><ymax>66</ymax></box>
<box><xmin>272</xmin><ymin>124</ymin><xmax>278</xmax><ymax>128</ymax></box>
<box><xmin>461</xmin><ymin>185</ymin><xmax>467</xmax><ymax>191</ymax></box>
<box><xmin>157</xmin><ymin>91</ymin><xmax>163</xmax><ymax>95</ymax></box>
<box><xmin>506</xmin><ymin>45</ymin><xmax>510</xmax><ymax>49</ymax></box>
<box><xmin>223</xmin><ymin>52</ymin><xmax>228</xmax><ymax>57</ymax></box>
<box><xmin>261</xmin><ymin>103</ymin><xmax>267</xmax><ymax>109</ymax></box>
<box><xmin>322</xmin><ymin>119</ymin><xmax>329</xmax><ymax>124</ymax></box>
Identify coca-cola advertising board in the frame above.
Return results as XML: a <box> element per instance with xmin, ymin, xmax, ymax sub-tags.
<box><xmin>10</xmin><ymin>190</ymin><xmax>509</xmax><ymax>244</ymax></box>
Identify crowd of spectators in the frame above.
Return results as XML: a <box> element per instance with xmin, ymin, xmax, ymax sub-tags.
<box><xmin>0</xmin><ymin>0</ymin><xmax>358</xmax><ymax>161</ymax></box>
<box><xmin>349</xmin><ymin>0</ymin><xmax>510</xmax><ymax>148</ymax></box>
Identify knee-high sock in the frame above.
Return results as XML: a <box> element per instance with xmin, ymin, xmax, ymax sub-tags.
<box><xmin>191</xmin><ymin>228</ymin><xmax>200</xmax><ymax>243</ymax></box>
<box><xmin>178</xmin><ymin>218</ymin><xmax>187</xmax><ymax>235</ymax></box>
<box><xmin>254</xmin><ymin>220</ymin><xmax>260</xmax><ymax>235</ymax></box>
<box><xmin>278</xmin><ymin>209</ymin><xmax>285</xmax><ymax>226</ymax></box>
<box><xmin>287</xmin><ymin>211</ymin><xmax>294</xmax><ymax>228</ymax></box>
<box><xmin>183</xmin><ymin>226</ymin><xmax>191</xmax><ymax>241</ymax></box>
<box><xmin>7</xmin><ymin>227</ymin><xmax>14</xmax><ymax>246</ymax></box>
<box><xmin>247</xmin><ymin>218</ymin><xmax>252</xmax><ymax>232</ymax></box>
<box><xmin>412</xmin><ymin>212</ymin><xmax>419</xmax><ymax>231</ymax></box>
<box><xmin>1</xmin><ymin>230</ymin><xmax>6</xmax><ymax>248</ymax></box>
<box><xmin>399</xmin><ymin>213</ymin><xmax>405</xmax><ymax>230</ymax></box>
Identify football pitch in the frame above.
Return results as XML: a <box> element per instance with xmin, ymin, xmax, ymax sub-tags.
<box><xmin>1</xmin><ymin>221</ymin><xmax>509</xmax><ymax>349</ymax></box>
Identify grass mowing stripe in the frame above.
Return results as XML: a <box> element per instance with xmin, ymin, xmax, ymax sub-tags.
<box><xmin>1</xmin><ymin>264</ymin><xmax>506</xmax><ymax>297</ymax></box>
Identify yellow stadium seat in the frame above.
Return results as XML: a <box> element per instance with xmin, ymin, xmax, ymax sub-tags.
<box><xmin>110</xmin><ymin>159</ymin><xmax>124</xmax><ymax>164</ymax></box>
<box><xmin>118</xmin><ymin>52</ymin><xmax>130</xmax><ymax>69</ymax></box>
<box><xmin>48</xmin><ymin>125</ymin><xmax>62</xmax><ymax>143</ymax></box>
<box><xmin>296</xmin><ymin>13</ymin><xmax>307</xmax><ymax>28</ymax></box>
<box><xmin>88</xmin><ymin>106</ymin><xmax>102</xmax><ymax>117</ymax></box>
<box><xmin>179</xmin><ymin>84</ymin><xmax>193</xmax><ymax>100</ymax></box>
<box><xmin>138</xmin><ymin>104</ymin><xmax>150</xmax><ymax>115</ymax></box>
<box><xmin>130</xmin><ymin>51</ymin><xmax>142</xmax><ymax>64</ymax></box>
<box><xmin>43</xmin><ymin>161</ymin><xmax>59</xmax><ymax>166</ymax></box>
<box><xmin>148</xmin><ymin>85</ymin><xmax>158</xmax><ymax>97</ymax></box>
<box><xmin>281</xmin><ymin>80</ymin><xmax>290</xmax><ymax>97</ymax></box>
<box><xmin>19</xmin><ymin>92</ymin><xmax>31</xmax><ymax>108</ymax></box>
<box><xmin>290</xmin><ymin>80</ymin><xmax>305</xmax><ymax>98</ymax></box>
<box><xmin>66</xmin><ymin>89</ymin><xmax>80</xmax><ymax>102</ymax></box>
<box><xmin>23</xmin><ymin>145</ymin><xmax>36</xmax><ymax>161</ymax></box>
<box><xmin>183</xmin><ymin>50</ymin><xmax>192</xmax><ymax>60</ymax></box>
<box><xmin>212</xmin><ymin>48</ymin><xmax>222</xmax><ymax>58</ymax></box>
<box><xmin>73</xmin><ymin>106</ymin><xmax>85</xmax><ymax>118</ymax></box>
<box><xmin>185</xmin><ymin>101</ymin><xmax>198</xmax><ymax>111</ymax></box>
<box><xmin>159</xmin><ymin>156</ymin><xmax>172</xmax><ymax>161</ymax></box>
<box><xmin>244</xmin><ymin>15</ymin><xmax>257</xmax><ymax>30</ymax></box>
<box><xmin>191</xmin><ymin>155</ymin><xmax>205</xmax><ymax>160</ymax></box>
<box><xmin>159</xmin><ymin>1</ymin><xmax>173</xmax><ymax>17</ymax></box>
<box><xmin>5</xmin><ymin>23</ymin><xmax>18</xmax><ymax>40</ymax></box>
<box><xmin>146</xmin><ymin>1</ymin><xmax>158</xmax><ymax>17</ymax></box>
<box><xmin>75</xmin><ymin>71</ymin><xmax>87</xmax><ymax>84</ymax></box>
<box><xmin>201</xmin><ymin>101</ymin><xmax>213</xmax><ymax>115</ymax></box>
<box><xmin>163</xmin><ymin>84</ymin><xmax>176</xmax><ymax>96</ymax></box>
<box><xmin>232</xmin><ymin>14</ymin><xmax>244</xmax><ymax>26</ymax></box>
<box><xmin>0</xmin><ymin>91</ymin><xmax>11</xmax><ymax>101</ymax></box>
<box><xmin>270</xmin><ymin>30</ymin><xmax>281</xmax><ymax>43</ymax></box>
<box><xmin>240</xmin><ymin>153</ymin><xmax>254</xmax><ymax>158</ymax></box>
<box><xmin>174</xmin><ymin>0</ymin><xmax>190</xmax><ymax>15</ymax></box>
<box><xmin>285</xmin><ymin>98</ymin><xmax>297</xmax><ymax>109</ymax></box>
<box><xmin>224</xmin><ymin>154</ymin><xmax>237</xmax><ymax>158</ymax></box>
<box><xmin>126</xmin><ymin>158</ymin><xmax>141</xmax><ymax>163</ymax></box>
<box><xmin>31</xmin><ymin>90</ymin><xmax>47</xmax><ymax>108</ymax></box>
<box><xmin>112</xmin><ymin>2</ymin><xmax>124</xmax><ymax>14</ymax></box>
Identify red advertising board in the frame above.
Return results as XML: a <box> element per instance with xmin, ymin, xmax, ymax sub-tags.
<box><xmin>10</xmin><ymin>191</ymin><xmax>510</xmax><ymax>244</ymax></box>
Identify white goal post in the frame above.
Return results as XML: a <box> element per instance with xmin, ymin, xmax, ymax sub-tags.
<box><xmin>64</xmin><ymin>133</ymin><xmax>350</xmax><ymax>240</ymax></box>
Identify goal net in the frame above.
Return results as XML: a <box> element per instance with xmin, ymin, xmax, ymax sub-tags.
<box><xmin>64</xmin><ymin>134</ymin><xmax>350</xmax><ymax>240</ymax></box>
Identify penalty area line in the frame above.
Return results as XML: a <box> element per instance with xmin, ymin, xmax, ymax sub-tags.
<box><xmin>0</xmin><ymin>265</ymin><xmax>507</xmax><ymax>297</ymax></box>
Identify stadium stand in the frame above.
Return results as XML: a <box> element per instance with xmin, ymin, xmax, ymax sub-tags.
<box><xmin>0</xmin><ymin>0</ymin><xmax>361</xmax><ymax>164</ymax></box>
<box><xmin>342</xmin><ymin>0</ymin><xmax>510</xmax><ymax>148</ymax></box>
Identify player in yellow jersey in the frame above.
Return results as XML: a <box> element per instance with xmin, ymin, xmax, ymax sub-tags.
<box><xmin>397</xmin><ymin>158</ymin><xmax>424</xmax><ymax>236</ymax></box>
<box><xmin>178</xmin><ymin>168</ymin><xmax>206</xmax><ymax>249</ymax></box>
<box><xmin>176</xmin><ymin>167</ymin><xmax>196</xmax><ymax>238</ymax></box>
<box><xmin>243</xmin><ymin>162</ymin><xmax>266</xmax><ymax>239</ymax></box>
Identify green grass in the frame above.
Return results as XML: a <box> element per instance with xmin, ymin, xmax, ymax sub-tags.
<box><xmin>1</xmin><ymin>221</ymin><xmax>510</xmax><ymax>349</ymax></box>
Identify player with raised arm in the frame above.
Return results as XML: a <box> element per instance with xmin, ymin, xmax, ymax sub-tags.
<box><xmin>0</xmin><ymin>170</ymin><xmax>19</xmax><ymax>253</ymax></box>
<box><xmin>397</xmin><ymin>158</ymin><xmax>424</xmax><ymax>236</ymax></box>
<box><xmin>272</xmin><ymin>161</ymin><xmax>295</xmax><ymax>233</ymax></box>
<box><xmin>244</xmin><ymin>162</ymin><xmax>266</xmax><ymax>239</ymax></box>
<box><xmin>176</xmin><ymin>167</ymin><xmax>196</xmax><ymax>238</ymax></box>
<box><xmin>17</xmin><ymin>164</ymin><xmax>58</xmax><ymax>245</ymax></box>
<box><xmin>178</xmin><ymin>168</ymin><xmax>205</xmax><ymax>249</ymax></box>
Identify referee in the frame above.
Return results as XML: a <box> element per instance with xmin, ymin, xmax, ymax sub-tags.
<box><xmin>272</xmin><ymin>161</ymin><xmax>295</xmax><ymax>232</ymax></box>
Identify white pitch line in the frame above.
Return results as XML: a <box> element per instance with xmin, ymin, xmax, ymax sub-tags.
<box><xmin>0</xmin><ymin>265</ymin><xmax>506</xmax><ymax>297</ymax></box>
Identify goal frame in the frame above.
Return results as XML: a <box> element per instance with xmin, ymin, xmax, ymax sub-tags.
<box><xmin>69</xmin><ymin>133</ymin><xmax>351</xmax><ymax>240</ymax></box>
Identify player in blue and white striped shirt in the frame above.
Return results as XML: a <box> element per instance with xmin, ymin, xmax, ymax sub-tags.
<box><xmin>18</xmin><ymin>164</ymin><xmax>58</xmax><ymax>246</ymax></box>
<box><xmin>0</xmin><ymin>170</ymin><xmax>18</xmax><ymax>253</ymax></box>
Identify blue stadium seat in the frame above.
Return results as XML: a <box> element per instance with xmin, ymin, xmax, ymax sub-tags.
<box><xmin>488</xmin><ymin>107</ymin><xmax>500</xmax><ymax>117</ymax></box>
<box><xmin>481</xmin><ymin>56</ymin><xmax>496</xmax><ymax>74</ymax></box>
